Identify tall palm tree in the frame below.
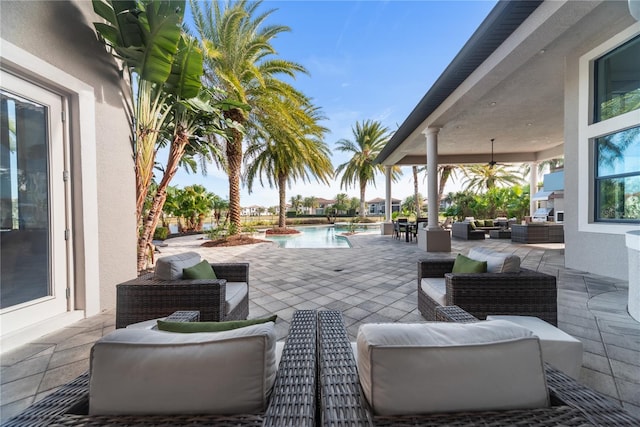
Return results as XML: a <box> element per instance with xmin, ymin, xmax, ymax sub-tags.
<box><xmin>303</xmin><ymin>196</ymin><xmax>319</xmax><ymax>215</ymax></box>
<box><xmin>462</xmin><ymin>164</ymin><xmax>523</xmax><ymax>193</ymax></box>
<box><xmin>245</xmin><ymin>102</ymin><xmax>333</xmax><ymax>228</ymax></box>
<box><xmin>190</xmin><ymin>0</ymin><xmax>307</xmax><ymax>234</ymax></box>
<box><xmin>335</xmin><ymin>120</ymin><xmax>401</xmax><ymax>218</ymax></box>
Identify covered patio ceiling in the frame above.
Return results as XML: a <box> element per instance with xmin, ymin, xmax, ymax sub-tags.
<box><xmin>376</xmin><ymin>0</ymin><xmax>633</xmax><ymax>167</ymax></box>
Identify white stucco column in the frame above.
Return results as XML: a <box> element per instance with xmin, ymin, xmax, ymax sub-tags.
<box><xmin>529</xmin><ymin>162</ymin><xmax>538</xmax><ymax>218</ymax></box>
<box><xmin>385</xmin><ymin>165</ymin><xmax>392</xmax><ymax>222</ymax></box>
<box><xmin>380</xmin><ymin>165</ymin><xmax>394</xmax><ymax>235</ymax></box>
<box><xmin>425</xmin><ymin>128</ymin><xmax>440</xmax><ymax>230</ymax></box>
<box><xmin>416</xmin><ymin>127</ymin><xmax>450</xmax><ymax>252</ymax></box>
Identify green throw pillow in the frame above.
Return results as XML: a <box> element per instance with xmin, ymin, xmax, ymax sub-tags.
<box><xmin>182</xmin><ymin>260</ymin><xmax>217</xmax><ymax>279</ymax></box>
<box><xmin>485</xmin><ymin>219</ymin><xmax>494</xmax><ymax>227</ymax></box>
<box><xmin>157</xmin><ymin>315</ymin><xmax>278</xmax><ymax>333</ymax></box>
<box><xmin>475</xmin><ymin>220</ymin><xmax>485</xmax><ymax>227</ymax></box>
<box><xmin>452</xmin><ymin>254</ymin><xmax>487</xmax><ymax>273</ymax></box>
<box><xmin>469</xmin><ymin>221</ymin><xmax>477</xmax><ymax>230</ymax></box>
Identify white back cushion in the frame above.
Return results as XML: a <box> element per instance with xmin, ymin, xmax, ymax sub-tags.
<box><xmin>420</xmin><ymin>278</ymin><xmax>446</xmax><ymax>306</ymax></box>
<box><xmin>356</xmin><ymin>320</ymin><xmax>549</xmax><ymax>416</ymax></box>
<box><xmin>154</xmin><ymin>251</ymin><xmax>201</xmax><ymax>280</ymax></box>
<box><xmin>468</xmin><ymin>247</ymin><xmax>520</xmax><ymax>273</ymax></box>
<box><xmin>89</xmin><ymin>322</ymin><xmax>276</xmax><ymax>415</ymax></box>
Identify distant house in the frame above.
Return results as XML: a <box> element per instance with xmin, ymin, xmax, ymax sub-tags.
<box><xmin>367</xmin><ymin>198</ymin><xmax>401</xmax><ymax>215</ymax></box>
<box><xmin>313</xmin><ymin>198</ymin><xmax>336</xmax><ymax>216</ymax></box>
<box><xmin>241</xmin><ymin>205</ymin><xmax>266</xmax><ymax>216</ymax></box>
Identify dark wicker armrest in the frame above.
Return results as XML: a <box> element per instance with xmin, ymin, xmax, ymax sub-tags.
<box><xmin>317</xmin><ymin>310</ymin><xmax>373</xmax><ymax>427</ymax></box>
<box><xmin>444</xmin><ymin>268</ymin><xmax>557</xmax><ymax>325</ymax></box>
<box><xmin>545</xmin><ymin>364</ymin><xmax>640</xmax><ymax>425</ymax></box>
<box><xmin>116</xmin><ymin>276</ymin><xmax>227</xmax><ymax>328</ymax></box>
<box><xmin>210</xmin><ymin>262</ymin><xmax>249</xmax><ymax>284</ymax></box>
<box><xmin>264</xmin><ymin>309</ymin><xmax>317</xmax><ymax>427</ymax></box>
<box><xmin>417</xmin><ymin>258</ymin><xmax>455</xmax><ymax>279</ymax></box>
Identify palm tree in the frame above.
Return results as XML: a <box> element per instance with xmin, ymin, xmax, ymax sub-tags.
<box><xmin>335</xmin><ymin>120</ymin><xmax>401</xmax><ymax>218</ymax></box>
<box><xmin>245</xmin><ymin>101</ymin><xmax>333</xmax><ymax>228</ymax></box>
<box><xmin>191</xmin><ymin>0</ymin><xmax>307</xmax><ymax>234</ymax></box>
<box><xmin>303</xmin><ymin>196</ymin><xmax>319</xmax><ymax>215</ymax></box>
<box><xmin>462</xmin><ymin>164</ymin><xmax>523</xmax><ymax>193</ymax></box>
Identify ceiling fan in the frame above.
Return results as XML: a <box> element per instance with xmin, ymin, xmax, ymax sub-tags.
<box><xmin>488</xmin><ymin>138</ymin><xmax>497</xmax><ymax>169</ymax></box>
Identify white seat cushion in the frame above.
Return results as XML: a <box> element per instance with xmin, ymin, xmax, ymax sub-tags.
<box><xmin>225</xmin><ymin>282</ymin><xmax>248</xmax><ymax>314</ymax></box>
<box><xmin>154</xmin><ymin>252</ymin><xmax>202</xmax><ymax>280</ymax></box>
<box><xmin>468</xmin><ymin>247</ymin><xmax>521</xmax><ymax>273</ymax></box>
<box><xmin>487</xmin><ymin>315</ymin><xmax>583</xmax><ymax>379</ymax></box>
<box><xmin>89</xmin><ymin>322</ymin><xmax>276</xmax><ymax>415</ymax></box>
<box><xmin>356</xmin><ymin>320</ymin><xmax>549</xmax><ymax>416</ymax></box>
<box><xmin>420</xmin><ymin>278</ymin><xmax>446</xmax><ymax>306</ymax></box>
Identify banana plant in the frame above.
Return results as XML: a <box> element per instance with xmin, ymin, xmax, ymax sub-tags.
<box><xmin>93</xmin><ymin>0</ymin><xmax>213</xmax><ymax>271</ymax></box>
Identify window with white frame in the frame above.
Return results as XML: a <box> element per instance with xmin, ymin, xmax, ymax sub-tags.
<box><xmin>592</xmin><ymin>35</ymin><xmax>640</xmax><ymax>223</ymax></box>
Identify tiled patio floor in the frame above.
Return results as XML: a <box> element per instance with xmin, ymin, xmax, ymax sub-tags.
<box><xmin>2</xmin><ymin>231</ymin><xmax>638</xmax><ymax>422</ymax></box>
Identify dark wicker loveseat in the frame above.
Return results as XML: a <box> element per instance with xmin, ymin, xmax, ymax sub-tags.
<box><xmin>5</xmin><ymin>310</ymin><xmax>317</xmax><ymax>427</ymax></box>
<box><xmin>317</xmin><ymin>309</ymin><xmax>640</xmax><ymax>426</ymax></box>
<box><xmin>115</xmin><ymin>262</ymin><xmax>250</xmax><ymax>328</ymax></box>
<box><xmin>418</xmin><ymin>257</ymin><xmax>558</xmax><ymax>325</ymax></box>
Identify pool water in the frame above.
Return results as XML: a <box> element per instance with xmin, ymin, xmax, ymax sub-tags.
<box><xmin>265</xmin><ymin>226</ymin><xmax>355</xmax><ymax>248</ymax></box>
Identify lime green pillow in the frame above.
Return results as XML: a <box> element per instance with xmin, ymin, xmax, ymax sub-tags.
<box><xmin>485</xmin><ymin>219</ymin><xmax>494</xmax><ymax>227</ymax></box>
<box><xmin>475</xmin><ymin>220</ymin><xmax>485</xmax><ymax>227</ymax></box>
<box><xmin>469</xmin><ymin>221</ymin><xmax>477</xmax><ymax>230</ymax></box>
<box><xmin>157</xmin><ymin>315</ymin><xmax>277</xmax><ymax>333</ymax></box>
<box><xmin>452</xmin><ymin>254</ymin><xmax>487</xmax><ymax>273</ymax></box>
<box><xmin>182</xmin><ymin>260</ymin><xmax>217</xmax><ymax>279</ymax></box>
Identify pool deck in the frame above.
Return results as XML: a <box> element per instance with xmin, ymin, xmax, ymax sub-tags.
<box><xmin>1</xmin><ymin>232</ymin><xmax>638</xmax><ymax>421</ymax></box>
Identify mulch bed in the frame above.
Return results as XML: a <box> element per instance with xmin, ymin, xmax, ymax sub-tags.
<box><xmin>265</xmin><ymin>227</ymin><xmax>301</xmax><ymax>235</ymax></box>
<box><xmin>201</xmin><ymin>234</ymin><xmax>271</xmax><ymax>247</ymax></box>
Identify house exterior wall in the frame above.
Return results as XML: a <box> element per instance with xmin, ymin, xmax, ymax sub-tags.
<box><xmin>1</xmin><ymin>1</ymin><xmax>136</xmax><ymax>313</ymax></box>
<box><xmin>563</xmin><ymin>9</ymin><xmax>638</xmax><ymax>281</ymax></box>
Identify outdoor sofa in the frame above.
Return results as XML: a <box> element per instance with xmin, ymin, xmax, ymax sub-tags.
<box><xmin>317</xmin><ymin>309</ymin><xmax>640</xmax><ymax>426</ymax></box>
<box><xmin>5</xmin><ymin>310</ymin><xmax>317</xmax><ymax>427</ymax></box>
<box><xmin>418</xmin><ymin>247</ymin><xmax>558</xmax><ymax>325</ymax></box>
<box><xmin>115</xmin><ymin>252</ymin><xmax>249</xmax><ymax>328</ymax></box>
<box><xmin>451</xmin><ymin>221</ymin><xmax>486</xmax><ymax>240</ymax></box>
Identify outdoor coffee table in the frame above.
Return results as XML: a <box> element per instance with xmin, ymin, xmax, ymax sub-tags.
<box><xmin>489</xmin><ymin>229</ymin><xmax>512</xmax><ymax>239</ymax></box>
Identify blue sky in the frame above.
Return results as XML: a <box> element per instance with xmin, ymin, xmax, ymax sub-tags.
<box><xmin>170</xmin><ymin>0</ymin><xmax>498</xmax><ymax>207</ymax></box>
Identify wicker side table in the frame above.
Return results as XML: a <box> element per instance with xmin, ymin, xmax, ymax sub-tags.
<box><xmin>165</xmin><ymin>310</ymin><xmax>200</xmax><ymax>322</ymax></box>
<box><xmin>435</xmin><ymin>305</ymin><xmax>479</xmax><ymax>323</ymax></box>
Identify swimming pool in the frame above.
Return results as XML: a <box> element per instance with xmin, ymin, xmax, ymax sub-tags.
<box><xmin>264</xmin><ymin>226</ymin><xmax>354</xmax><ymax>248</ymax></box>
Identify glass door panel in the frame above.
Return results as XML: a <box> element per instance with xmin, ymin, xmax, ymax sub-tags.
<box><xmin>0</xmin><ymin>71</ymin><xmax>68</xmax><ymax>330</ymax></box>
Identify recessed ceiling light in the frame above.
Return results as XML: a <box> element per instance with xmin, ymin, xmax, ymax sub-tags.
<box><xmin>490</xmin><ymin>102</ymin><xmax>496</xmax><ymax>107</ymax></box>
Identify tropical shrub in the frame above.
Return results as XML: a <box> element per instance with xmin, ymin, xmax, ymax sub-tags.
<box><xmin>153</xmin><ymin>226</ymin><xmax>169</xmax><ymax>240</ymax></box>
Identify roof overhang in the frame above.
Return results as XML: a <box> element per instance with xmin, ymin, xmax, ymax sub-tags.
<box><xmin>531</xmin><ymin>190</ymin><xmax>554</xmax><ymax>201</ymax></box>
<box><xmin>375</xmin><ymin>0</ymin><xmax>635</xmax><ymax>167</ymax></box>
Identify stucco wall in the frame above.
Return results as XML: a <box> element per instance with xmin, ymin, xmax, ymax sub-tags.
<box><xmin>1</xmin><ymin>1</ymin><xmax>137</xmax><ymax>309</ymax></box>
<box><xmin>562</xmin><ymin>5</ymin><xmax>635</xmax><ymax>281</ymax></box>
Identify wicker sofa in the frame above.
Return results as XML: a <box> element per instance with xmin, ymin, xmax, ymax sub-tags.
<box><xmin>317</xmin><ymin>309</ymin><xmax>640</xmax><ymax>426</ymax></box>
<box><xmin>115</xmin><ymin>261</ymin><xmax>249</xmax><ymax>328</ymax></box>
<box><xmin>418</xmin><ymin>252</ymin><xmax>557</xmax><ymax>325</ymax></box>
<box><xmin>451</xmin><ymin>222</ymin><xmax>486</xmax><ymax>240</ymax></box>
<box><xmin>5</xmin><ymin>310</ymin><xmax>317</xmax><ymax>427</ymax></box>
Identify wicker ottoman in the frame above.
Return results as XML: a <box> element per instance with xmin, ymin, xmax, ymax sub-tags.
<box><xmin>487</xmin><ymin>315</ymin><xmax>583</xmax><ymax>379</ymax></box>
<box><xmin>489</xmin><ymin>229</ymin><xmax>512</xmax><ymax>239</ymax></box>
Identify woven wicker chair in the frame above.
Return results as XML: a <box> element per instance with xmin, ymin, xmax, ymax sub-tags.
<box><xmin>418</xmin><ymin>258</ymin><xmax>558</xmax><ymax>325</ymax></box>
<box><xmin>317</xmin><ymin>309</ymin><xmax>640</xmax><ymax>426</ymax></box>
<box><xmin>115</xmin><ymin>262</ymin><xmax>249</xmax><ymax>328</ymax></box>
<box><xmin>5</xmin><ymin>310</ymin><xmax>317</xmax><ymax>427</ymax></box>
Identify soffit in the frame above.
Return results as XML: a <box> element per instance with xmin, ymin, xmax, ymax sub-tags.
<box><xmin>379</xmin><ymin>0</ymin><xmax>634</xmax><ymax>166</ymax></box>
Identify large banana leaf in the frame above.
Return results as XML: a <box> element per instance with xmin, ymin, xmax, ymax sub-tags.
<box><xmin>92</xmin><ymin>0</ymin><xmax>184</xmax><ymax>84</ymax></box>
<box><xmin>165</xmin><ymin>35</ymin><xmax>203</xmax><ymax>99</ymax></box>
